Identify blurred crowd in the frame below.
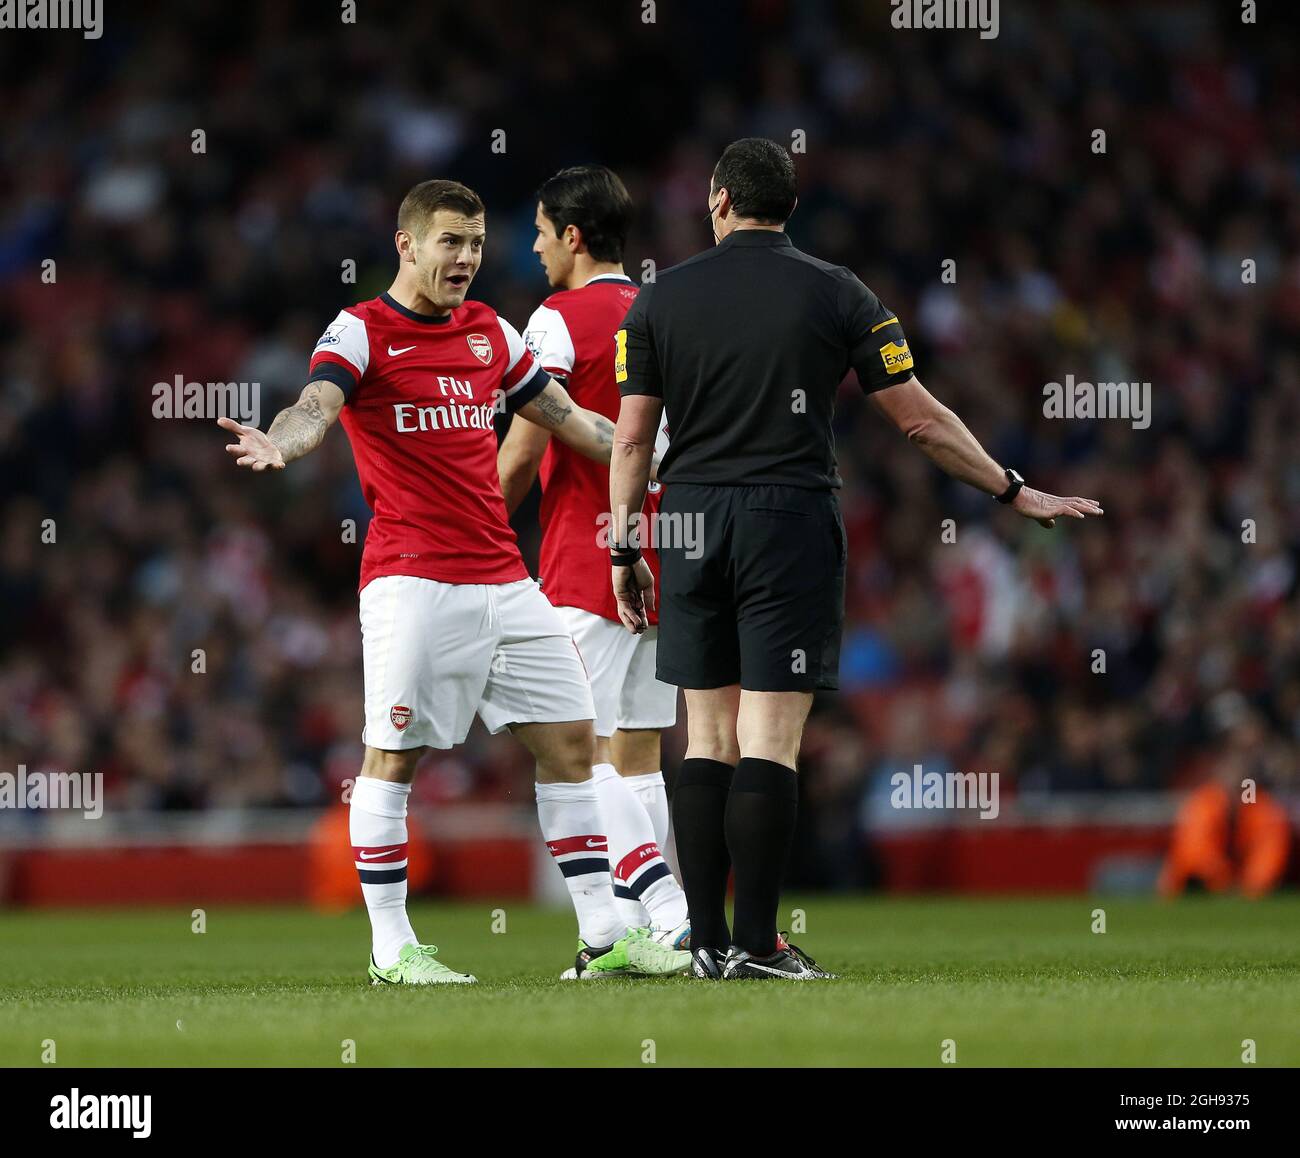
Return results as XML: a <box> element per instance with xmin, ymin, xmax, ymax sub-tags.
<box><xmin>1</xmin><ymin>2</ymin><xmax>1296</xmax><ymax>874</ymax></box>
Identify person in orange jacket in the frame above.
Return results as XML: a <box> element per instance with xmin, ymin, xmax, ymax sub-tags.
<box><xmin>1159</xmin><ymin>702</ymin><xmax>1292</xmax><ymax>899</ymax></box>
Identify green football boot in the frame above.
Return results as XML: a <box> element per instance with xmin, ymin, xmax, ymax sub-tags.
<box><xmin>368</xmin><ymin>943</ymin><xmax>477</xmax><ymax>985</ymax></box>
<box><xmin>560</xmin><ymin>937</ymin><xmax>631</xmax><ymax>980</ymax></box>
<box><xmin>562</xmin><ymin>927</ymin><xmax>691</xmax><ymax>979</ymax></box>
<box><xmin>622</xmin><ymin>925</ymin><xmax>692</xmax><ymax>975</ymax></box>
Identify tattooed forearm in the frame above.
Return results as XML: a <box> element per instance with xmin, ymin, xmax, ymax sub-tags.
<box><xmin>540</xmin><ymin>400</ymin><xmax>615</xmax><ymax>446</ymax></box>
<box><xmin>521</xmin><ymin>383</ymin><xmax>616</xmax><ymax>464</ymax></box>
<box><xmin>528</xmin><ymin>390</ymin><xmax>573</xmax><ymax>429</ymax></box>
<box><xmin>268</xmin><ymin>384</ymin><xmax>330</xmax><ymax>463</ymax></box>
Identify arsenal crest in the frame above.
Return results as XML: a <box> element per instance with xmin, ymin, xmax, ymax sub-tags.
<box><xmin>390</xmin><ymin>704</ymin><xmax>412</xmax><ymax>731</ymax></box>
<box><xmin>467</xmin><ymin>333</ymin><xmax>493</xmax><ymax>364</ymax></box>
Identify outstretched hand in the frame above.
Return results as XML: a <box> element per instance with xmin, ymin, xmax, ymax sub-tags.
<box><xmin>1012</xmin><ymin>486</ymin><xmax>1103</xmax><ymax>528</ymax></box>
<box><xmin>218</xmin><ymin>417</ymin><xmax>285</xmax><ymax>471</ymax></box>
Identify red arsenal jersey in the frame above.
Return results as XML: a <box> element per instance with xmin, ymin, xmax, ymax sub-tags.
<box><xmin>308</xmin><ymin>292</ymin><xmax>549</xmax><ymax>592</ymax></box>
<box><xmin>522</xmin><ymin>275</ymin><xmax>668</xmax><ymax>624</ymax></box>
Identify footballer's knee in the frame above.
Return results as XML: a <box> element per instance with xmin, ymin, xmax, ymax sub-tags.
<box><xmin>612</xmin><ymin>728</ymin><xmax>662</xmax><ymax>776</ymax></box>
<box><xmin>513</xmin><ymin>719</ymin><xmax>596</xmax><ymax>784</ymax></box>
<box><xmin>359</xmin><ymin>746</ymin><xmax>424</xmax><ymax>784</ymax></box>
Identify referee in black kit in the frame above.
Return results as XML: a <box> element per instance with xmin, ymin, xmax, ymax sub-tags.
<box><xmin>609</xmin><ymin>138</ymin><xmax>1102</xmax><ymax>980</ymax></box>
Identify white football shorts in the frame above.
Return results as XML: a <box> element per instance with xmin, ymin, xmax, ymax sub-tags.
<box><xmin>359</xmin><ymin>575</ymin><xmax>596</xmax><ymax>750</ymax></box>
<box><xmin>553</xmin><ymin>605</ymin><xmax>678</xmax><ymax>738</ymax></box>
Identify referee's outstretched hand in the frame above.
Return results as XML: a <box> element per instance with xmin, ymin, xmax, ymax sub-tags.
<box><xmin>1011</xmin><ymin>486</ymin><xmax>1104</xmax><ymax>528</ymax></box>
<box><xmin>613</xmin><ymin>557</ymin><xmax>656</xmax><ymax>634</ymax></box>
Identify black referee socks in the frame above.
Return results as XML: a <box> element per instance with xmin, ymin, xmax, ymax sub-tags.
<box><xmin>725</xmin><ymin>758</ymin><xmax>799</xmax><ymax>957</ymax></box>
<box><xmin>671</xmin><ymin>758</ymin><xmax>735</xmax><ymax>954</ymax></box>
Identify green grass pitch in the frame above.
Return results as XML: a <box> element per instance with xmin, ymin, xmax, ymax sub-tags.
<box><xmin>1</xmin><ymin>896</ymin><xmax>1297</xmax><ymax>1067</ymax></box>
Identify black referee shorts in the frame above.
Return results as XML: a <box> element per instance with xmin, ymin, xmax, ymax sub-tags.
<box><xmin>654</xmin><ymin>483</ymin><xmax>846</xmax><ymax>692</ymax></box>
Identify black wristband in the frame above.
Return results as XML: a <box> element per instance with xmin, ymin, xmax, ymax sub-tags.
<box><xmin>610</xmin><ymin>546</ymin><xmax>642</xmax><ymax>567</ymax></box>
<box><xmin>995</xmin><ymin>468</ymin><xmax>1025</xmax><ymax>505</ymax></box>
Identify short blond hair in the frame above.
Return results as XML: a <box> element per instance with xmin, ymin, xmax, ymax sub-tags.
<box><xmin>397</xmin><ymin>180</ymin><xmax>485</xmax><ymax>238</ymax></box>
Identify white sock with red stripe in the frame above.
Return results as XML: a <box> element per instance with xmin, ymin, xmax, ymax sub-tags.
<box><xmin>623</xmin><ymin>770</ymin><xmax>671</xmax><ymax>851</ymax></box>
<box><xmin>350</xmin><ymin>776</ymin><xmax>418</xmax><ymax>969</ymax></box>
<box><xmin>536</xmin><ymin>777</ymin><xmax>626</xmax><ymax>949</ymax></box>
<box><xmin>592</xmin><ymin>763</ymin><xmax>688</xmax><ymax>932</ymax></box>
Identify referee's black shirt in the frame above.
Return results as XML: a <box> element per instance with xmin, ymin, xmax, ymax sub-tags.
<box><xmin>616</xmin><ymin>228</ymin><xmax>916</xmax><ymax>489</ymax></box>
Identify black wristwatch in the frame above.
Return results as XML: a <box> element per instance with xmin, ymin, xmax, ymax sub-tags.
<box><xmin>995</xmin><ymin>468</ymin><xmax>1025</xmax><ymax>504</ymax></box>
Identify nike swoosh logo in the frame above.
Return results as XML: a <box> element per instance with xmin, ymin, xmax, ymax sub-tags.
<box><xmin>388</xmin><ymin>345</ymin><xmax>417</xmax><ymax>356</ymax></box>
<box><xmin>728</xmin><ymin>960</ymin><xmax>802</xmax><ymax>979</ymax></box>
<box><xmin>358</xmin><ymin>849</ymin><xmax>399</xmax><ymax>860</ymax></box>
<box><xmin>586</xmin><ymin>839</ymin><xmax>606</xmax><ymax>848</ymax></box>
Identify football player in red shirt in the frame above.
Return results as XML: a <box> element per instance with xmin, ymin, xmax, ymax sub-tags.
<box><xmin>219</xmin><ymin>180</ymin><xmax>689</xmax><ymax>983</ymax></box>
<box><xmin>498</xmin><ymin>167</ymin><xmax>689</xmax><ymax>957</ymax></box>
